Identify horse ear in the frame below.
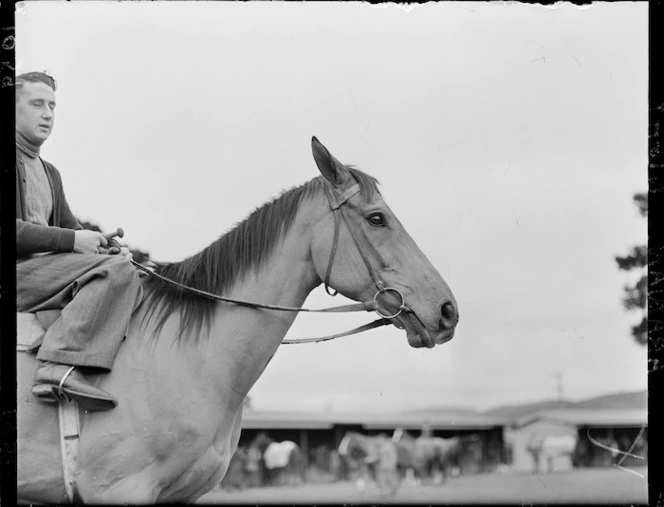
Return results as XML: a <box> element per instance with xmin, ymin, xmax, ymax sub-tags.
<box><xmin>311</xmin><ymin>136</ymin><xmax>350</xmax><ymax>187</ymax></box>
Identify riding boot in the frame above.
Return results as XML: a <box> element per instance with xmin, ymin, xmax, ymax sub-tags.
<box><xmin>31</xmin><ymin>361</ymin><xmax>117</xmax><ymax>411</ymax></box>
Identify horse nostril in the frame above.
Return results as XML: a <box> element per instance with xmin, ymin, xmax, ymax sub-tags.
<box><xmin>440</xmin><ymin>302</ymin><xmax>458</xmax><ymax>329</ymax></box>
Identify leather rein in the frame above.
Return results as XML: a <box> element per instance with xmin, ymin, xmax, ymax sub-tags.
<box><xmin>130</xmin><ymin>182</ymin><xmax>411</xmax><ymax>344</ymax></box>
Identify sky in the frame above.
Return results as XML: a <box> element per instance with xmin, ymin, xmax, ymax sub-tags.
<box><xmin>15</xmin><ymin>1</ymin><xmax>648</xmax><ymax>414</ymax></box>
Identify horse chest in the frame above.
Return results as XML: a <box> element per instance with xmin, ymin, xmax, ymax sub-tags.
<box><xmin>155</xmin><ymin>446</ymin><xmax>229</xmax><ymax>502</ymax></box>
<box><xmin>76</xmin><ymin>435</ymin><xmax>229</xmax><ymax>503</ymax></box>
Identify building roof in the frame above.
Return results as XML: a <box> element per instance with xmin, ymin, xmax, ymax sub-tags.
<box><xmin>241</xmin><ymin>410</ymin><xmax>507</xmax><ymax>431</ymax></box>
<box><xmin>513</xmin><ymin>408</ymin><xmax>647</xmax><ymax>429</ymax></box>
<box><xmin>241</xmin><ymin>411</ymin><xmax>335</xmax><ymax>430</ymax></box>
<box><xmin>356</xmin><ymin>412</ymin><xmax>507</xmax><ymax>430</ymax></box>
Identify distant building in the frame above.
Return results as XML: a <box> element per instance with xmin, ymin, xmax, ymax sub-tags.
<box><xmin>238</xmin><ymin>409</ymin><xmax>509</xmax><ymax>474</ymax></box>
<box><xmin>506</xmin><ymin>408</ymin><xmax>647</xmax><ymax>472</ymax></box>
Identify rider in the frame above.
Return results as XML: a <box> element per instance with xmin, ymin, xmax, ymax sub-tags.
<box><xmin>16</xmin><ymin>71</ymin><xmax>143</xmax><ymax>412</ymax></box>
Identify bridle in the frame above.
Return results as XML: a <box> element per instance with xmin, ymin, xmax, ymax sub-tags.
<box><xmin>130</xmin><ymin>181</ymin><xmax>412</xmax><ymax>344</ymax></box>
<box><xmin>322</xmin><ymin>182</ymin><xmax>410</xmax><ymax>321</ymax></box>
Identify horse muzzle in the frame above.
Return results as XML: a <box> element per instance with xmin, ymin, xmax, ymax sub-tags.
<box><xmin>373</xmin><ymin>286</ymin><xmax>458</xmax><ymax>349</ymax></box>
<box><xmin>393</xmin><ymin>303</ymin><xmax>457</xmax><ymax>349</ymax></box>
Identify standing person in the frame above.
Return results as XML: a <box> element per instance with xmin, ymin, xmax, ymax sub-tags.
<box><xmin>16</xmin><ymin>71</ymin><xmax>143</xmax><ymax>412</ymax></box>
<box><xmin>526</xmin><ymin>434</ymin><xmax>542</xmax><ymax>473</ymax></box>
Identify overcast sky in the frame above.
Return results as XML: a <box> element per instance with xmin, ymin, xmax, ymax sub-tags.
<box><xmin>16</xmin><ymin>1</ymin><xmax>647</xmax><ymax>414</ymax></box>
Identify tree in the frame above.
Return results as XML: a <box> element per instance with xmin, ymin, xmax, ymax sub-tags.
<box><xmin>615</xmin><ymin>193</ymin><xmax>647</xmax><ymax>346</ymax></box>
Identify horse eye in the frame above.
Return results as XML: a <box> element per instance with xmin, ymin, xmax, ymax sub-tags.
<box><xmin>367</xmin><ymin>213</ymin><xmax>386</xmax><ymax>227</ymax></box>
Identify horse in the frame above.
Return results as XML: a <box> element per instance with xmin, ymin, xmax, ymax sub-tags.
<box><xmin>17</xmin><ymin>136</ymin><xmax>458</xmax><ymax>504</ymax></box>
<box><xmin>263</xmin><ymin>440</ymin><xmax>307</xmax><ymax>486</ymax></box>
<box><xmin>416</xmin><ymin>435</ymin><xmax>462</xmax><ymax>484</ymax></box>
<box><xmin>245</xmin><ymin>432</ymin><xmax>306</xmax><ymax>486</ymax></box>
<box><xmin>392</xmin><ymin>429</ymin><xmax>461</xmax><ymax>484</ymax></box>
<box><xmin>338</xmin><ymin>431</ymin><xmax>401</xmax><ymax>495</ymax></box>
<box><xmin>392</xmin><ymin>432</ymin><xmax>419</xmax><ymax>486</ymax></box>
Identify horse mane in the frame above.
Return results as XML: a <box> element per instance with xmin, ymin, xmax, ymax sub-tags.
<box><xmin>140</xmin><ymin>167</ymin><xmax>380</xmax><ymax>344</ymax></box>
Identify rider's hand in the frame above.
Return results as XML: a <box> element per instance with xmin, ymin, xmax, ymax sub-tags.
<box><xmin>118</xmin><ymin>246</ymin><xmax>133</xmax><ymax>260</ymax></box>
<box><xmin>73</xmin><ymin>230</ymin><xmax>108</xmax><ymax>254</ymax></box>
<box><xmin>98</xmin><ymin>237</ymin><xmax>133</xmax><ymax>259</ymax></box>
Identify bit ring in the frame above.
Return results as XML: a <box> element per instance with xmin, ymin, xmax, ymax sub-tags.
<box><xmin>373</xmin><ymin>287</ymin><xmax>406</xmax><ymax>319</ymax></box>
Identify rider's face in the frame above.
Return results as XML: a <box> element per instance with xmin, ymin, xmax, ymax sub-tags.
<box><xmin>16</xmin><ymin>81</ymin><xmax>56</xmax><ymax>144</ymax></box>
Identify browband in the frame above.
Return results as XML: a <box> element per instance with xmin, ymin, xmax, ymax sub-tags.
<box><xmin>328</xmin><ymin>184</ymin><xmax>361</xmax><ymax>210</ymax></box>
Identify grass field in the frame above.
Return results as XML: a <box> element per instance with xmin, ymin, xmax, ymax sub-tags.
<box><xmin>198</xmin><ymin>466</ymin><xmax>648</xmax><ymax>505</ymax></box>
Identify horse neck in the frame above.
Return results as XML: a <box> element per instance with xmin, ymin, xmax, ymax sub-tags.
<box><xmin>190</xmin><ymin>197</ymin><xmax>323</xmax><ymax>407</ymax></box>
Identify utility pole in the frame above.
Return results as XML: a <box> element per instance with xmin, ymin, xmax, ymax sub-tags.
<box><xmin>553</xmin><ymin>371</ymin><xmax>564</xmax><ymax>402</ymax></box>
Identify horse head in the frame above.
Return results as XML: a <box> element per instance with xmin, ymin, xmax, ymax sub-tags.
<box><xmin>310</xmin><ymin>137</ymin><xmax>458</xmax><ymax>349</ymax></box>
<box><xmin>339</xmin><ymin>432</ymin><xmax>369</xmax><ymax>462</ymax></box>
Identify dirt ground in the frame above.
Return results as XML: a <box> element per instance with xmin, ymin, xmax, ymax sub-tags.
<box><xmin>197</xmin><ymin>466</ymin><xmax>648</xmax><ymax>505</ymax></box>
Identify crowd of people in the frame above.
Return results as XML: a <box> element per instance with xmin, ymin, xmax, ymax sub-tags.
<box><xmin>219</xmin><ymin>430</ymin><xmax>485</xmax><ymax>492</ymax></box>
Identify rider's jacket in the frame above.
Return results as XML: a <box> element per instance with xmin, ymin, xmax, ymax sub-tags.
<box><xmin>16</xmin><ymin>151</ymin><xmax>82</xmax><ymax>261</ymax></box>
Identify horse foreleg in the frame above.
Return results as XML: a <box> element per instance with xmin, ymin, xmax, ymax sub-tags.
<box><xmin>405</xmin><ymin>467</ymin><xmax>419</xmax><ymax>487</ymax></box>
<box><xmin>388</xmin><ymin>468</ymin><xmax>400</xmax><ymax>495</ymax></box>
<box><xmin>355</xmin><ymin>465</ymin><xmax>369</xmax><ymax>491</ymax></box>
<box><xmin>376</xmin><ymin>467</ymin><xmax>399</xmax><ymax>496</ymax></box>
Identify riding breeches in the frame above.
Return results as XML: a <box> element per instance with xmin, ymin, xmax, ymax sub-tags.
<box><xmin>17</xmin><ymin>253</ymin><xmax>143</xmax><ymax>370</ymax></box>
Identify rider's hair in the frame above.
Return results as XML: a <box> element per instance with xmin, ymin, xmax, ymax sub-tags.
<box><xmin>16</xmin><ymin>71</ymin><xmax>57</xmax><ymax>92</ymax></box>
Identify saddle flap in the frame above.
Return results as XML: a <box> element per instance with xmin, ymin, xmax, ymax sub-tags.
<box><xmin>17</xmin><ymin>310</ymin><xmax>61</xmax><ymax>353</ymax></box>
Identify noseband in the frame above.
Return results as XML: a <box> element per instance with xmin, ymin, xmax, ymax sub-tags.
<box><xmin>323</xmin><ymin>183</ymin><xmax>410</xmax><ymax>320</ymax></box>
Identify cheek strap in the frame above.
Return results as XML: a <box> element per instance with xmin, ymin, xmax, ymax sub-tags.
<box><xmin>323</xmin><ymin>184</ymin><xmax>360</xmax><ymax>296</ymax></box>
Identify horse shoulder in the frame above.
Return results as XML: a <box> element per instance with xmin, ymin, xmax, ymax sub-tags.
<box><xmin>20</xmin><ymin>333</ymin><xmax>239</xmax><ymax>503</ymax></box>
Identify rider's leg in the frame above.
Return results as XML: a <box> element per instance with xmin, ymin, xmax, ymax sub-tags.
<box><xmin>17</xmin><ymin>253</ymin><xmax>143</xmax><ymax>410</ymax></box>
